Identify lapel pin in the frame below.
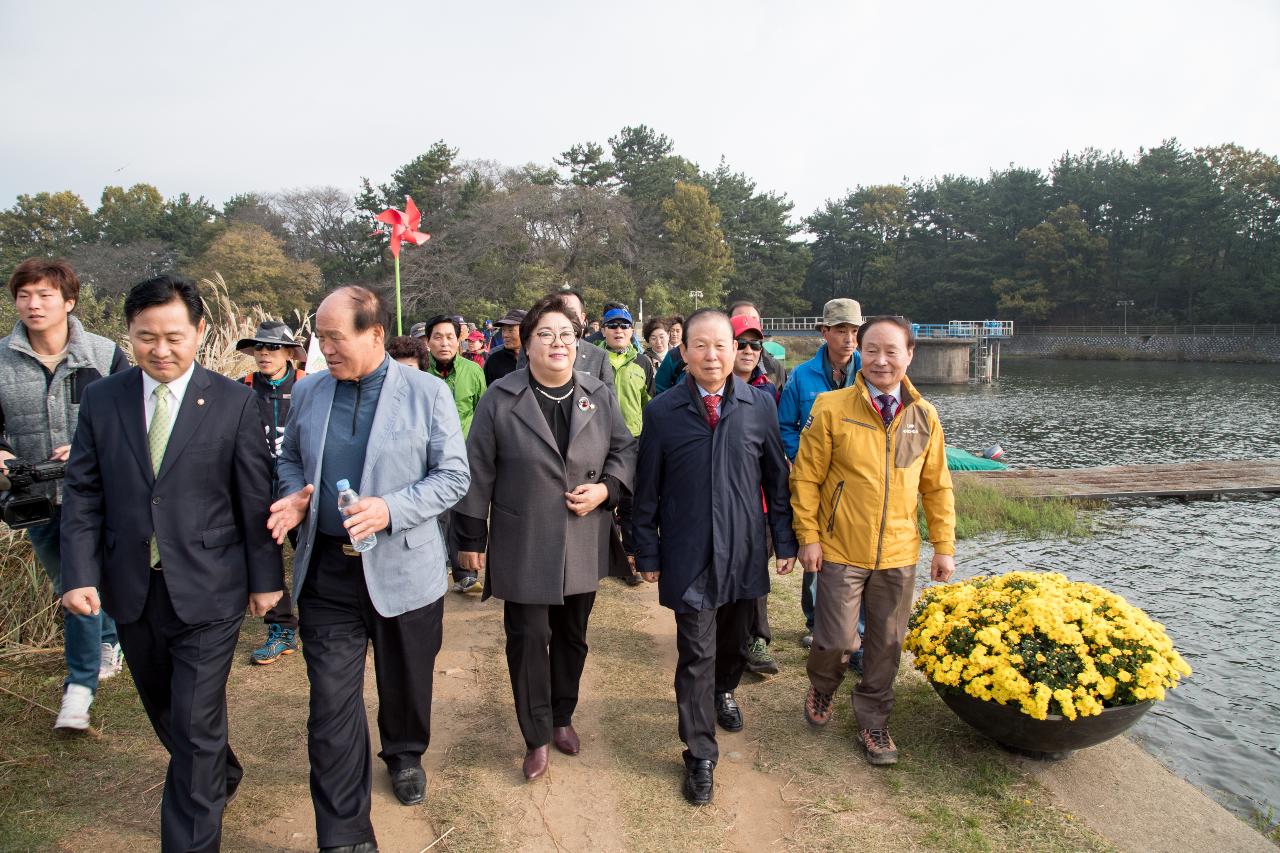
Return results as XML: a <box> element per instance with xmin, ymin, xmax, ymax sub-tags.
<box><xmin>577</xmin><ymin>396</ymin><xmax>595</xmax><ymax>411</ymax></box>
<box><xmin>197</xmin><ymin>398</ymin><xmax>205</xmax><ymax>406</ymax></box>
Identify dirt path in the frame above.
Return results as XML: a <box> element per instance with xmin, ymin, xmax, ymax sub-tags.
<box><xmin>52</xmin><ymin>577</ymin><xmax>1274</xmax><ymax>852</ymax></box>
<box><xmin>628</xmin><ymin>588</ymin><xmax>798</xmax><ymax>850</ymax></box>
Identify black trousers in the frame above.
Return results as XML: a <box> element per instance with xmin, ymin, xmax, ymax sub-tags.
<box><xmin>298</xmin><ymin>537</ymin><xmax>443</xmax><ymax>848</ymax></box>
<box><xmin>751</xmin><ymin>595</ymin><xmax>772</xmax><ymax>644</ymax></box>
<box><xmin>673</xmin><ymin>598</ymin><xmax>754</xmax><ymax>763</ymax></box>
<box><xmin>503</xmin><ymin>592</ymin><xmax>595</xmax><ymax>749</ymax></box>
<box><xmin>440</xmin><ymin>510</ymin><xmax>472</xmax><ymax>582</ymax></box>
<box><xmin>116</xmin><ymin>570</ymin><xmax>243</xmax><ymax>853</ymax></box>
<box><xmin>264</xmin><ymin>528</ymin><xmax>299</xmax><ymax>629</ymax></box>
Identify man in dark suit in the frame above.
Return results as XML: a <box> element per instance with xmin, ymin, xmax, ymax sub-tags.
<box><xmin>632</xmin><ymin>309</ymin><xmax>797</xmax><ymax>806</ymax></box>
<box><xmin>60</xmin><ymin>275</ymin><xmax>283</xmax><ymax>852</ymax></box>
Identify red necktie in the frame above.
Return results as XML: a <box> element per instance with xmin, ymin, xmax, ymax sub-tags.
<box><xmin>702</xmin><ymin>394</ymin><xmax>721</xmax><ymax>429</ymax></box>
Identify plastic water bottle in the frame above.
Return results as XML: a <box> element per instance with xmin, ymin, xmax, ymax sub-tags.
<box><xmin>335</xmin><ymin>479</ymin><xmax>377</xmax><ymax>552</ymax></box>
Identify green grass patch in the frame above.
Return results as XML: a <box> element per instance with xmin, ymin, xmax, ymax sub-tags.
<box><xmin>933</xmin><ymin>477</ymin><xmax>1097</xmax><ymax>542</ymax></box>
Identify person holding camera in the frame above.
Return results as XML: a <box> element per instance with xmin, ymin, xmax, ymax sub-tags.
<box><xmin>0</xmin><ymin>258</ymin><xmax>128</xmax><ymax>732</ymax></box>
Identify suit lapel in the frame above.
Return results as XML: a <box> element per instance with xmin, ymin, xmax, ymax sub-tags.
<box><xmin>512</xmin><ymin>383</ymin><xmax>561</xmax><ymax>456</ymax></box>
<box><xmin>115</xmin><ymin>368</ymin><xmax>153</xmax><ymax>484</ymax></box>
<box><xmin>361</xmin><ymin>360</ymin><xmax>404</xmax><ymax>484</ymax></box>
<box><xmin>157</xmin><ymin>366</ymin><xmax>213</xmax><ymax>482</ymax></box>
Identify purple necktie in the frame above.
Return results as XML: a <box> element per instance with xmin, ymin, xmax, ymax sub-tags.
<box><xmin>876</xmin><ymin>393</ymin><xmax>896</xmax><ymax>427</ymax></box>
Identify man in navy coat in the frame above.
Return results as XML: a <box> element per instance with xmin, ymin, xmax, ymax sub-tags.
<box><xmin>632</xmin><ymin>309</ymin><xmax>797</xmax><ymax>805</ymax></box>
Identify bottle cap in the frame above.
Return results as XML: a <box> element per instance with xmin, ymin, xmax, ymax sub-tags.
<box><xmin>335</xmin><ymin>479</ymin><xmax>350</xmax><ymax>491</ymax></box>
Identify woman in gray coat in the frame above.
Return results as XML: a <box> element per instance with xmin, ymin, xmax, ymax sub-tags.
<box><xmin>456</xmin><ymin>294</ymin><xmax>636</xmax><ymax>781</ymax></box>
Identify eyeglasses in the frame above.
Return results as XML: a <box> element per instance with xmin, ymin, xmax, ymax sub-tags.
<box><xmin>534</xmin><ymin>329</ymin><xmax>579</xmax><ymax>346</ymax></box>
<box><xmin>253</xmin><ymin>343</ymin><xmax>284</xmax><ymax>351</ymax></box>
<box><xmin>603</xmin><ymin>322</ymin><xmax>632</xmax><ymax>330</ymax></box>
<box><xmin>734</xmin><ymin>338</ymin><xmax>763</xmax><ymax>351</ymax></box>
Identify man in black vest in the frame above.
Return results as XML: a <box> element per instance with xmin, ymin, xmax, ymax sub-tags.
<box><xmin>236</xmin><ymin>320</ymin><xmax>307</xmax><ymax>665</ymax></box>
<box><xmin>61</xmin><ymin>275</ymin><xmax>283</xmax><ymax>852</ymax></box>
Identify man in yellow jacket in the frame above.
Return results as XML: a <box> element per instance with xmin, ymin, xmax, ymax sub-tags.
<box><xmin>790</xmin><ymin>315</ymin><xmax>956</xmax><ymax>766</ymax></box>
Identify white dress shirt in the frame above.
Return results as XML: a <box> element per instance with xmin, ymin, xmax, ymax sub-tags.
<box><xmin>864</xmin><ymin>379</ymin><xmax>903</xmax><ymax>417</ymax></box>
<box><xmin>141</xmin><ymin>361</ymin><xmax>196</xmax><ymax>447</ymax></box>
<box><xmin>696</xmin><ymin>380</ymin><xmax>727</xmax><ymax>419</ymax></box>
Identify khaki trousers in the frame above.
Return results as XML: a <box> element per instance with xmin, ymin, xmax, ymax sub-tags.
<box><xmin>806</xmin><ymin>561</ymin><xmax>915</xmax><ymax>731</ymax></box>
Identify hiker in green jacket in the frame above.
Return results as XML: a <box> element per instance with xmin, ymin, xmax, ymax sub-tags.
<box><xmin>595</xmin><ymin>307</ymin><xmax>652</xmax><ymax>438</ymax></box>
<box><xmin>420</xmin><ymin>315</ymin><xmax>488</xmax><ymax>593</ymax></box>
<box><xmin>421</xmin><ymin>315</ymin><xmax>487</xmax><ymax>438</ymax></box>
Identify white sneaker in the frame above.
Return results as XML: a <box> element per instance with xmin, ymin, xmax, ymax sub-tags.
<box><xmin>54</xmin><ymin>684</ymin><xmax>93</xmax><ymax>732</ymax></box>
<box><xmin>99</xmin><ymin>643</ymin><xmax>124</xmax><ymax>681</ymax></box>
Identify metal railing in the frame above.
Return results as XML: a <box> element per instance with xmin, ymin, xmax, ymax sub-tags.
<box><xmin>1020</xmin><ymin>324</ymin><xmax>1280</xmax><ymax>336</ymax></box>
<box><xmin>762</xmin><ymin>318</ymin><xmax>1015</xmax><ymax>338</ymax></box>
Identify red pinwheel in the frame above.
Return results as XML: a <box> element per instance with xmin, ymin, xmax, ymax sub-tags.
<box><xmin>374</xmin><ymin>195</ymin><xmax>431</xmax><ymax>258</ymax></box>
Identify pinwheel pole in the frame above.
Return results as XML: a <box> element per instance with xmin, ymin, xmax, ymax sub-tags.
<box><xmin>374</xmin><ymin>196</ymin><xmax>431</xmax><ymax>335</ymax></box>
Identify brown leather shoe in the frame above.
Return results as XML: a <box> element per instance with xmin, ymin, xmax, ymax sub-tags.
<box><xmin>523</xmin><ymin>745</ymin><xmax>549</xmax><ymax>780</ymax></box>
<box><xmin>552</xmin><ymin>725</ymin><xmax>580</xmax><ymax>756</ymax></box>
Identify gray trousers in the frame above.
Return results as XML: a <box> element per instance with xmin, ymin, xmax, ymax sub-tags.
<box><xmin>806</xmin><ymin>562</ymin><xmax>915</xmax><ymax>731</ymax></box>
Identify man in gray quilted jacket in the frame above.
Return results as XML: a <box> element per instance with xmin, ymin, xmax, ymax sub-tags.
<box><xmin>0</xmin><ymin>258</ymin><xmax>128</xmax><ymax>731</ymax></box>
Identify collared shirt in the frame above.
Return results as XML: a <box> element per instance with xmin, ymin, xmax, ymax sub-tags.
<box><xmin>142</xmin><ymin>361</ymin><xmax>196</xmax><ymax>447</ymax></box>
<box><xmin>695</xmin><ymin>380</ymin><xmax>727</xmax><ymax>419</ymax></box>
<box><xmin>864</xmin><ymin>379</ymin><xmax>903</xmax><ymax>418</ymax></box>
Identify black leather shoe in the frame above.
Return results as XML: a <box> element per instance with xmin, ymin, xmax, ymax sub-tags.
<box><xmin>319</xmin><ymin>842</ymin><xmax>378</xmax><ymax>853</ymax></box>
<box><xmin>391</xmin><ymin>766</ymin><xmax>425</xmax><ymax>805</ymax></box>
<box><xmin>682</xmin><ymin>758</ymin><xmax>714</xmax><ymax>805</ymax></box>
<box><xmin>716</xmin><ymin>691</ymin><xmax>743</xmax><ymax>732</ymax></box>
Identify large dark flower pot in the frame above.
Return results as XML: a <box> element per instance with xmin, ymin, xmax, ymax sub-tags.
<box><xmin>933</xmin><ymin>684</ymin><xmax>1154</xmax><ymax>760</ymax></box>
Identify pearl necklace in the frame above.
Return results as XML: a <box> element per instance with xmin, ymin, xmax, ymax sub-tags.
<box><xmin>534</xmin><ymin>385</ymin><xmax>573</xmax><ymax>402</ymax></box>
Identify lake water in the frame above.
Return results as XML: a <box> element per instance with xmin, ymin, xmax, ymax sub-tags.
<box><xmin>923</xmin><ymin>359</ymin><xmax>1280</xmax><ymax>824</ymax></box>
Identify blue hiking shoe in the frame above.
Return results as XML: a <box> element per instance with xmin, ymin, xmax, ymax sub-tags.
<box><xmin>251</xmin><ymin>624</ymin><xmax>298</xmax><ymax>665</ymax></box>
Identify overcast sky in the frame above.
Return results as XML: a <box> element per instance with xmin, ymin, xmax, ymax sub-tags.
<box><xmin>2</xmin><ymin>0</ymin><xmax>1277</xmax><ymax>221</ymax></box>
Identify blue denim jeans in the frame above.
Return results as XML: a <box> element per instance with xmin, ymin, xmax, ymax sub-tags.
<box><xmin>26</xmin><ymin>506</ymin><xmax>118</xmax><ymax>690</ymax></box>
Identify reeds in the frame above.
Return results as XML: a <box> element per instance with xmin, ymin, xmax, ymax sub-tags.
<box><xmin>0</xmin><ymin>274</ymin><xmax>313</xmax><ymax>655</ymax></box>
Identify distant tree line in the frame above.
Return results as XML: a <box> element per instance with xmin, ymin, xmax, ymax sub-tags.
<box><xmin>2</xmin><ymin>129</ymin><xmax>1276</xmax><ymax>327</ymax></box>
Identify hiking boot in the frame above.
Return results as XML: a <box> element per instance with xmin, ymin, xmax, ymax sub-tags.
<box><xmin>859</xmin><ymin>728</ymin><xmax>898</xmax><ymax>765</ymax></box>
<box><xmin>801</xmin><ymin>633</ymin><xmax>813</xmax><ymax>650</ymax></box>
<box><xmin>804</xmin><ymin>685</ymin><xmax>833</xmax><ymax>727</ymax></box>
<box><xmin>99</xmin><ymin>642</ymin><xmax>124</xmax><ymax>681</ymax></box>
<box><xmin>452</xmin><ymin>575</ymin><xmax>479</xmax><ymax>594</ymax></box>
<box><xmin>54</xmin><ymin>684</ymin><xmax>93</xmax><ymax>732</ymax></box>
<box><xmin>251</xmin><ymin>624</ymin><xmax>298</xmax><ymax>665</ymax></box>
<box><xmin>745</xmin><ymin>637</ymin><xmax>779</xmax><ymax>675</ymax></box>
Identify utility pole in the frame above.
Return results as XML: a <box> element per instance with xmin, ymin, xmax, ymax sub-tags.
<box><xmin>689</xmin><ymin>290</ymin><xmax>703</xmax><ymax>312</ymax></box>
<box><xmin>1115</xmin><ymin>300</ymin><xmax>1134</xmax><ymax>335</ymax></box>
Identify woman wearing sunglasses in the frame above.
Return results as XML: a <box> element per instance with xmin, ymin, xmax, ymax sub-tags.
<box><xmin>730</xmin><ymin>314</ymin><xmax>778</xmax><ymax>403</ymax></box>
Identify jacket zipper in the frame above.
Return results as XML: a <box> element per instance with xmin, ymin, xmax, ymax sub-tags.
<box><xmin>826</xmin><ymin>480</ymin><xmax>845</xmax><ymax>533</ymax></box>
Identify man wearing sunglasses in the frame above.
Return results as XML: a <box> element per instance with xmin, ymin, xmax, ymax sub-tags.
<box><xmin>236</xmin><ymin>320</ymin><xmax>307</xmax><ymax>665</ymax></box>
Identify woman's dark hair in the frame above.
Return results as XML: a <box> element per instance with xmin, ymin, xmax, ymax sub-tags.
<box><xmin>520</xmin><ymin>294</ymin><xmax>582</xmax><ymax>349</ymax></box>
<box><xmin>857</xmin><ymin>315</ymin><xmax>916</xmax><ymax>349</ymax></box>
<box><xmin>424</xmin><ymin>314</ymin><xmax>460</xmax><ymax>339</ymax></box>
<box><xmin>642</xmin><ymin>317</ymin><xmax>669</xmax><ymax>341</ymax></box>
<box><xmin>8</xmin><ymin>257</ymin><xmax>81</xmax><ymax>304</ymax></box>
<box><xmin>385</xmin><ymin>335</ymin><xmax>423</xmax><ymax>362</ymax></box>
<box><xmin>124</xmin><ymin>275</ymin><xmax>204</xmax><ymax>326</ymax></box>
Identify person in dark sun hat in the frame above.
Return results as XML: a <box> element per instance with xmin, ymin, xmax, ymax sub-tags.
<box><xmin>236</xmin><ymin>320</ymin><xmax>308</xmax><ymax>666</ymax></box>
